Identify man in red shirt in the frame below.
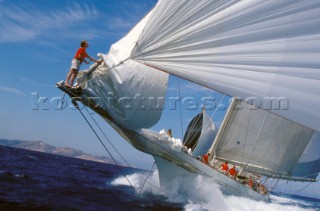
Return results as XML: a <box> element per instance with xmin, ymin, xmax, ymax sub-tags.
<box><xmin>65</xmin><ymin>40</ymin><xmax>102</xmax><ymax>88</ymax></box>
<box><xmin>220</xmin><ymin>161</ymin><xmax>229</xmax><ymax>173</ymax></box>
<box><xmin>202</xmin><ymin>153</ymin><xmax>210</xmax><ymax>165</ymax></box>
<box><xmin>228</xmin><ymin>166</ymin><xmax>237</xmax><ymax>178</ymax></box>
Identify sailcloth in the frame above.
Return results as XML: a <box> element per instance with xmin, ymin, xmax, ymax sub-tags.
<box><xmin>131</xmin><ymin>0</ymin><xmax>320</xmax><ymax>133</ymax></box>
<box><xmin>126</xmin><ymin>0</ymin><xmax>320</xmax><ymax>180</ymax></box>
<box><xmin>81</xmin><ymin>9</ymin><xmax>168</xmax><ymax>130</ymax></box>
<box><xmin>183</xmin><ymin>109</ymin><xmax>218</xmax><ymax>157</ymax></box>
<box><xmin>210</xmin><ymin>98</ymin><xmax>318</xmax><ymax>181</ymax></box>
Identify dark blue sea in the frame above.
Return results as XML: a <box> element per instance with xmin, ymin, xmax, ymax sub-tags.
<box><xmin>1</xmin><ymin>145</ymin><xmax>319</xmax><ymax>211</ymax></box>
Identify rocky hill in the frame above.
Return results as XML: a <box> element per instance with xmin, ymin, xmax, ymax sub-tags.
<box><xmin>0</xmin><ymin>139</ymin><xmax>115</xmax><ymax>164</ymax></box>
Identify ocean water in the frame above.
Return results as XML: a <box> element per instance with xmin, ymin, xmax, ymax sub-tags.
<box><xmin>0</xmin><ymin>145</ymin><xmax>319</xmax><ymax>211</ymax></box>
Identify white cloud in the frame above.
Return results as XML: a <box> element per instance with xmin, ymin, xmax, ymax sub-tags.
<box><xmin>0</xmin><ymin>1</ymin><xmax>157</xmax><ymax>43</ymax></box>
<box><xmin>0</xmin><ymin>85</ymin><xmax>25</xmax><ymax>96</ymax></box>
<box><xmin>0</xmin><ymin>3</ymin><xmax>99</xmax><ymax>43</ymax></box>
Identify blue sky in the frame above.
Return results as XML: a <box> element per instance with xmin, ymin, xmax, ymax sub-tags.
<box><xmin>0</xmin><ymin>0</ymin><xmax>229</xmax><ymax>169</ymax></box>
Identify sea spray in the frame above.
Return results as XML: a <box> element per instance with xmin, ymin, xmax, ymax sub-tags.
<box><xmin>111</xmin><ymin>171</ymin><xmax>316</xmax><ymax>211</ymax></box>
<box><xmin>111</xmin><ymin>170</ymin><xmax>163</xmax><ymax>196</ymax></box>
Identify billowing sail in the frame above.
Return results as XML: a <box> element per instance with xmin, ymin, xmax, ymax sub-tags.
<box><xmin>183</xmin><ymin>113</ymin><xmax>202</xmax><ymax>150</ymax></box>
<box><xmin>183</xmin><ymin>109</ymin><xmax>218</xmax><ymax>157</ymax></box>
<box><xmin>131</xmin><ymin>0</ymin><xmax>320</xmax><ymax>133</ymax></box>
<box><xmin>210</xmin><ymin>98</ymin><xmax>318</xmax><ymax>181</ymax></box>
<box><xmin>77</xmin><ymin>0</ymin><xmax>320</xmax><ymax>180</ymax></box>
<box><xmin>78</xmin><ymin>9</ymin><xmax>168</xmax><ymax>130</ymax></box>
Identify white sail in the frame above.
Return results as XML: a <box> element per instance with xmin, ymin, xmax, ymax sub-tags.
<box><xmin>183</xmin><ymin>109</ymin><xmax>218</xmax><ymax>157</ymax></box>
<box><xmin>292</xmin><ymin>131</ymin><xmax>320</xmax><ymax>179</ymax></box>
<box><xmin>131</xmin><ymin>0</ymin><xmax>320</xmax><ymax>132</ymax></box>
<box><xmin>78</xmin><ymin>8</ymin><xmax>168</xmax><ymax>130</ymax></box>
<box><xmin>210</xmin><ymin>98</ymin><xmax>317</xmax><ymax>181</ymax></box>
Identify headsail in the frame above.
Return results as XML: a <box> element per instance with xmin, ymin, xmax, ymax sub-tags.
<box><xmin>131</xmin><ymin>0</ymin><xmax>320</xmax><ymax>132</ymax></box>
<box><xmin>78</xmin><ymin>8</ymin><xmax>168</xmax><ymax>130</ymax></box>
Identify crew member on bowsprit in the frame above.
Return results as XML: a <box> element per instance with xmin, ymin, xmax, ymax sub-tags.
<box><xmin>65</xmin><ymin>40</ymin><xmax>101</xmax><ymax>88</ymax></box>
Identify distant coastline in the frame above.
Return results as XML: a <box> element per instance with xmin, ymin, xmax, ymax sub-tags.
<box><xmin>0</xmin><ymin>138</ymin><xmax>115</xmax><ymax>164</ymax></box>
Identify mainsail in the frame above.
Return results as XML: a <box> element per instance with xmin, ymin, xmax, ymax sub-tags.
<box><xmin>127</xmin><ymin>0</ymin><xmax>320</xmax><ymax>180</ymax></box>
<box><xmin>210</xmin><ymin>98</ymin><xmax>317</xmax><ymax>181</ymax></box>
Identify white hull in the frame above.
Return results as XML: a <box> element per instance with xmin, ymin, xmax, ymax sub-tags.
<box><xmin>56</xmin><ymin>82</ymin><xmax>268</xmax><ymax>202</ymax></box>
<box><xmin>121</xmin><ymin>128</ymin><xmax>269</xmax><ymax>202</ymax></box>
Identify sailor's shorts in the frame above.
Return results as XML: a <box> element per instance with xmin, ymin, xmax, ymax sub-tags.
<box><xmin>71</xmin><ymin>59</ymin><xmax>80</xmax><ymax>72</ymax></box>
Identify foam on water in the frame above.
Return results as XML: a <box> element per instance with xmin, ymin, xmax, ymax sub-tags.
<box><xmin>111</xmin><ymin>170</ymin><xmax>164</xmax><ymax>196</ymax></box>
<box><xmin>111</xmin><ymin>171</ymin><xmax>316</xmax><ymax>211</ymax></box>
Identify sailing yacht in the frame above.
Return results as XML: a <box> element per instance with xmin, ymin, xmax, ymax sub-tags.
<box><xmin>57</xmin><ymin>0</ymin><xmax>320</xmax><ymax>201</ymax></box>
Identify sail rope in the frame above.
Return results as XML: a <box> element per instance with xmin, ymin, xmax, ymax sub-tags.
<box><xmin>84</xmin><ymin>106</ymin><xmax>130</xmax><ymax>166</ymax></box>
<box><xmin>269</xmin><ymin>178</ymin><xmax>281</xmax><ymax>192</ymax></box>
<box><xmin>138</xmin><ymin>162</ymin><xmax>156</xmax><ymax>194</ymax></box>
<box><xmin>209</xmin><ymin>95</ymin><xmax>225</xmax><ymax>123</ymax></box>
<box><xmin>72</xmin><ymin>101</ymin><xmax>136</xmax><ymax>192</ymax></box>
<box><xmin>73</xmin><ymin>60</ymin><xmax>117</xmax><ymax>88</ymax></box>
<box><xmin>82</xmin><ymin>106</ymin><xmax>168</xmax><ymax>194</ymax></box>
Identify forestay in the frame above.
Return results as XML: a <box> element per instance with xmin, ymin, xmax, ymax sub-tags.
<box><xmin>131</xmin><ymin>0</ymin><xmax>320</xmax><ymax>132</ymax></box>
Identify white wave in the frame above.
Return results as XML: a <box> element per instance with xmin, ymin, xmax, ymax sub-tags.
<box><xmin>270</xmin><ymin>195</ymin><xmax>315</xmax><ymax>208</ymax></box>
<box><xmin>111</xmin><ymin>170</ymin><xmax>163</xmax><ymax>196</ymax></box>
<box><xmin>111</xmin><ymin>171</ymin><xmax>315</xmax><ymax>211</ymax></box>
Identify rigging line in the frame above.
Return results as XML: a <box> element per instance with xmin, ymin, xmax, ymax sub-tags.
<box><xmin>84</xmin><ymin>106</ymin><xmax>131</xmax><ymax>167</ymax></box>
<box><xmin>60</xmin><ymin>92</ymin><xmax>66</xmax><ymax>107</ymax></box>
<box><xmin>270</xmin><ymin>177</ymin><xmax>281</xmax><ymax>192</ymax></box>
<box><xmin>76</xmin><ymin>57</ymin><xmax>132</xmax><ymax>88</ymax></box>
<box><xmin>177</xmin><ymin>77</ymin><xmax>184</xmax><ymax>139</ymax></box>
<box><xmin>198</xmin><ymin>95</ymin><xmax>225</xmax><ymax>143</ymax></box>
<box><xmin>74</xmin><ymin>102</ymin><xmax>136</xmax><ymax>192</ymax></box>
<box><xmin>210</xmin><ymin>95</ymin><xmax>225</xmax><ymax>120</ymax></box>
<box><xmin>83</xmin><ymin>106</ymin><xmax>168</xmax><ymax>194</ymax></box>
<box><xmin>138</xmin><ymin>162</ymin><xmax>156</xmax><ymax>194</ymax></box>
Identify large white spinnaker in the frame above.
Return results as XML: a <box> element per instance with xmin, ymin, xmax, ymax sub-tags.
<box><xmin>131</xmin><ymin>0</ymin><xmax>320</xmax><ymax>133</ymax></box>
<box><xmin>127</xmin><ymin>0</ymin><xmax>320</xmax><ymax>180</ymax></box>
